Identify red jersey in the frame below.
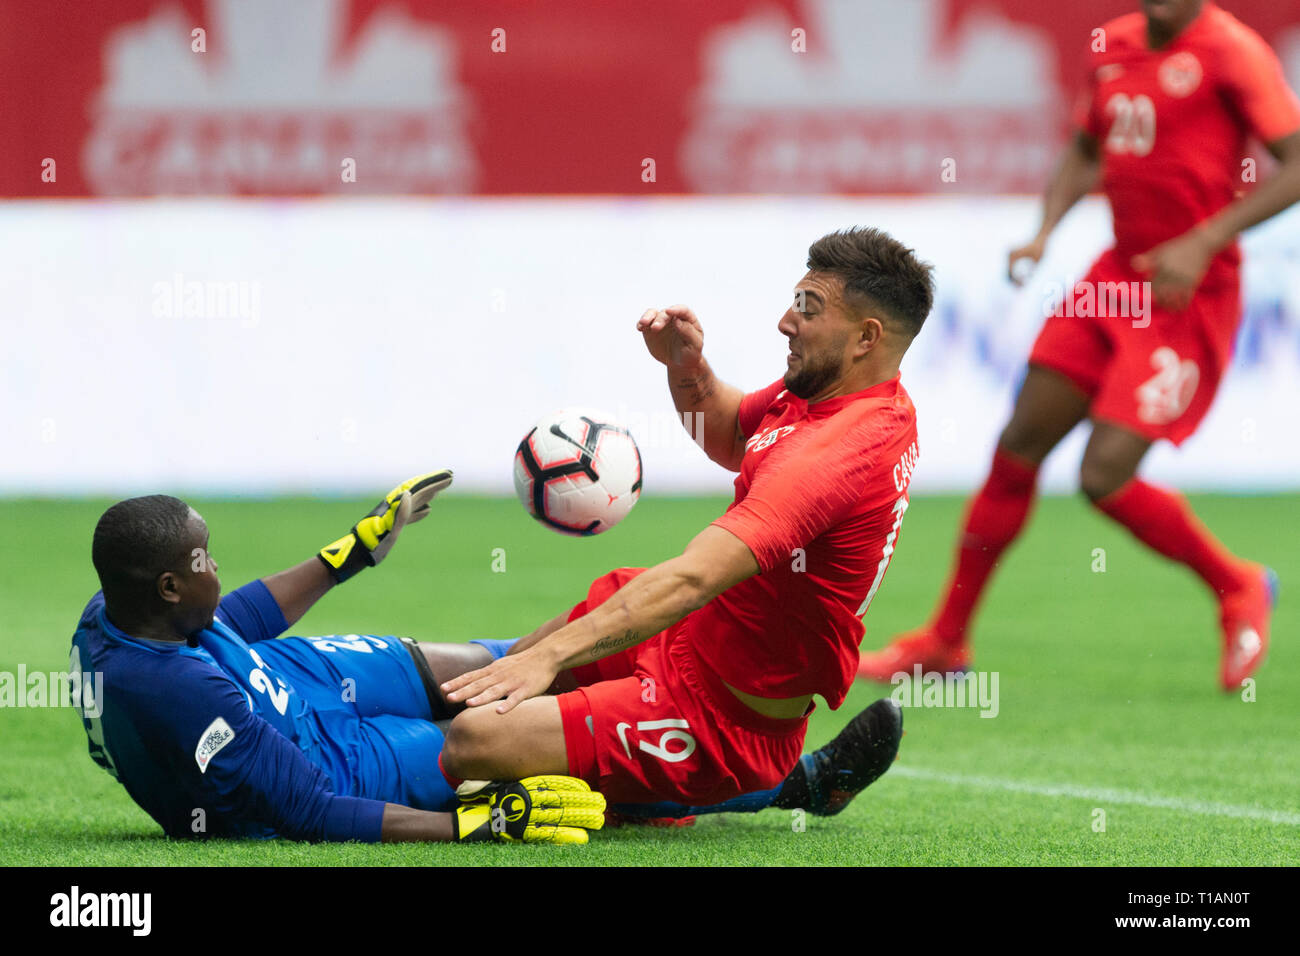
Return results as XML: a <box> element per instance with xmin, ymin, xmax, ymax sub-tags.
<box><xmin>1075</xmin><ymin>2</ymin><xmax>1300</xmax><ymax>291</ymax></box>
<box><xmin>694</xmin><ymin>374</ymin><xmax>919</xmax><ymax>709</ymax></box>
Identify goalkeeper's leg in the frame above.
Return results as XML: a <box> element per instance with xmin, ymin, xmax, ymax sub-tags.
<box><xmin>402</xmin><ymin>635</ymin><xmax>553</xmax><ymax>721</ymax></box>
<box><xmin>408</xmin><ymin>618</ymin><xmax>576</xmax><ymax>720</ymax></box>
<box><xmin>408</xmin><ymin>641</ymin><xmax>503</xmax><ymax>720</ymax></box>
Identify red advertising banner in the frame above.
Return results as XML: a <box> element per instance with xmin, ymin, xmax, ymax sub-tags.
<box><xmin>2</xmin><ymin>0</ymin><xmax>1297</xmax><ymax>195</ymax></box>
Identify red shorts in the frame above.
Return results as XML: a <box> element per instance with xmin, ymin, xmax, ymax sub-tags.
<box><xmin>1027</xmin><ymin>250</ymin><xmax>1240</xmax><ymax>446</ymax></box>
<box><xmin>555</xmin><ymin>569</ymin><xmax>808</xmax><ymax>806</ymax></box>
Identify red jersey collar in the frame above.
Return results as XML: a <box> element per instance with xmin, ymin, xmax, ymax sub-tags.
<box><xmin>799</xmin><ymin>372</ymin><xmax>902</xmax><ymax>416</ymax></box>
<box><xmin>1148</xmin><ymin>1</ymin><xmax>1215</xmax><ymax>52</ymax></box>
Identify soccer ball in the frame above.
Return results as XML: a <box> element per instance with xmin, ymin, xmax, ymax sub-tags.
<box><xmin>513</xmin><ymin>408</ymin><xmax>643</xmax><ymax>535</ymax></box>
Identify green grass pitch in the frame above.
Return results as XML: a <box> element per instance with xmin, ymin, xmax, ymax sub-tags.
<box><xmin>1</xmin><ymin>493</ymin><xmax>1295</xmax><ymax>866</ymax></box>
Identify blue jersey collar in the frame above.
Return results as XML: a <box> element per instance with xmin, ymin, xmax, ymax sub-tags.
<box><xmin>98</xmin><ymin>608</ymin><xmax>194</xmax><ymax>654</ymax></box>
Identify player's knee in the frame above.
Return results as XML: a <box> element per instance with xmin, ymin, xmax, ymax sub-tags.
<box><xmin>441</xmin><ymin>707</ymin><xmax>503</xmax><ymax>780</ymax></box>
<box><xmin>997</xmin><ymin>421</ymin><xmax>1051</xmax><ymax>464</ymax></box>
<box><xmin>1078</xmin><ymin>455</ymin><xmax>1128</xmax><ymax>502</ymax></box>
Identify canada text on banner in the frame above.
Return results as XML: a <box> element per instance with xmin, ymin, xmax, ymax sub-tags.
<box><xmin>3</xmin><ymin>0</ymin><xmax>1298</xmax><ymax>196</ymax></box>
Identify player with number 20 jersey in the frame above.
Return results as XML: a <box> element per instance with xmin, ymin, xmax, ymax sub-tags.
<box><xmin>861</xmin><ymin>1</ymin><xmax>1300</xmax><ymax>691</ymax></box>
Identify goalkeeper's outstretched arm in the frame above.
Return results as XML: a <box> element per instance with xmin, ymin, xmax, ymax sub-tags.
<box><xmin>261</xmin><ymin>558</ymin><xmax>336</xmax><ymax>628</ymax></box>
<box><xmin>259</xmin><ymin>470</ymin><xmax>454</xmax><ymax>626</ymax></box>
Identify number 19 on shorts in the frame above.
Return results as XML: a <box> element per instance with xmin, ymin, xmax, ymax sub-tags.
<box><xmin>616</xmin><ymin>719</ymin><xmax>697</xmax><ymax>764</ymax></box>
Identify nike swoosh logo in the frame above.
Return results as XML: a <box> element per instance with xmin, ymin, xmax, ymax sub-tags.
<box><xmin>550</xmin><ymin>424</ymin><xmax>595</xmax><ymax>456</ymax></box>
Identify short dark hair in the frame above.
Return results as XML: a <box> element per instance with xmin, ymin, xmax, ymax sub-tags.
<box><xmin>92</xmin><ymin>495</ymin><xmax>196</xmax><ymax>613</ymax></box>
<box><xmin>807</xmin><ymin>227</ymin><xmax>935</xmax><ymax>338</ymax></box>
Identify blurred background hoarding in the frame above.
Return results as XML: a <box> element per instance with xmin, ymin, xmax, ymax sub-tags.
<box><xmin>2</xmin><ymin>0</ymin><xmax>1297</xmax><ymax>494</ymax></box>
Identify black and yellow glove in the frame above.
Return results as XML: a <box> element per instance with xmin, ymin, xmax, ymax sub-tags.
<box><xmin>317</xmin><ymin>470</ymin><xmax>454</xmax><ymax>584</ymax></box>
<box><xmin>453</xmin><ymin>776</ymin><xmax>606</xmax><ymax>845</ymax></box>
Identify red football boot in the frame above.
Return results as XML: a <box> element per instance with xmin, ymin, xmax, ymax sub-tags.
<box><xmin>857</xmin><ymin>627</ymin><xmax>971</xmax><ymax>683</ymax></box>
<box><xmin>1219</xmin><ymin>565</ymin><xmax>1279</xmax><ymax>692</ymax></box>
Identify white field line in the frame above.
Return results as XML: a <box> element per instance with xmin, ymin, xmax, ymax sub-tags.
<box><xmin>891</xmin><ymin>765</ymin><xmax>1300</xmax><ymax>826</ymax></box>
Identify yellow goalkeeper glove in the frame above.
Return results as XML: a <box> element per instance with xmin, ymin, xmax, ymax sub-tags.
<box><xmin>317</xmin><ymin>470</ymin><xmax>453</xmax><ymax>583</ymax></box>
<box><xmin>453</xmin><ymin>776</ymin><xmax>606</xmax><ymax>845</ymax></box>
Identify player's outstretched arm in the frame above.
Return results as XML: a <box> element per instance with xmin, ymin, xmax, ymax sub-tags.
<box><xmin>1009</xmin><ymin>131</ymin><xmax>1100</xmax><ymax>284</ymax></box>
<box><xmin>442</xmin><ymin>525</ymin><xmax>759</xmax><ymax>712</ymax></box>
<box><xmin>638</xmin><ymin>306</ymin><xmax>747</xmax><ymax>471</ymax></box>
<box><xmin>261</xmin><ymin>558</ymin><xmax>336</xmax><ymax>628</ymax></box>
<box><xmin>262</xmin><ymin>470</ymin><xmax>454</xmax><ymax>626</ymax></box>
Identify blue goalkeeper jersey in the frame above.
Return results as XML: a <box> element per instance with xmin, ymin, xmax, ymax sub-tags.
<box><xmin>68</xmin><ymin>582</ymin><xmax>387</xmax><ymax>842</ymax></box>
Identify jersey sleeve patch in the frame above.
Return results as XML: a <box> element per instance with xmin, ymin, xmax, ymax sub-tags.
<box><xmin>194</xmin><ymin>716</ymin><xmax>236</xmax><ymax>773</ymax></box>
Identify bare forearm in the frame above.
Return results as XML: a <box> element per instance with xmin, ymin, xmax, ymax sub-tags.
<box><xmin>506</xmin><ymin>611</ymin><xmax>570</xmax><ymax>656</ymax></box>
<box><xmin>1036</xmin><ymin>133</ymin><xmax>1101</xmax><ymax>241</ymax></box>
<box><xmin>440</xmin><ymin>526</ymin><xmax>758</xmax><ymax>712</ymax></box>
<box><xmin>667</xmin><ymin>359</ymin><xmax>745</xmax><ymax>470</ymax></box>
<box><xmin>380</xmin><ymin>803</ymin><xmax>455</xmax><ymax>842</ymax></box>
<box><xmin>1199</xmin><ymin>159</ymin><xmax>1300</xmax><ymax>251</ymax></box>
<box><xmin>537</xmin><ymin>560</ymin><xmax>707</xmax><ymax>671</ymax></box>
<box><xmin>262</xmin><ymin>558</ymin><xmax>335</xmax><ymax>627</ymax></box>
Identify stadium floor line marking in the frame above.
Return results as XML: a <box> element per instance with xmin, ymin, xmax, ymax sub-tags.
<box><xmin>891</xmin><ymin>765</ymin><xmax>1300</xmax><ymax>826</ymax></box>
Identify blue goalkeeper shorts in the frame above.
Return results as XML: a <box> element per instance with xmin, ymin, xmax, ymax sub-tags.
<box><xmin>253</xmin><ymin>634</ymin><xmax>453</xmax><ymax>812</ymax></box>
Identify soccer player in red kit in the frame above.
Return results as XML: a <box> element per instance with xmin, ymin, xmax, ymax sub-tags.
<box><xmin>438</xmin><ymin>228</ymin><xmax>933</xmax><ymax>810</ymax></box>
<box><xmin>860</xmin><ymin>0</ymin><xmax>1300</xmax><ymax>691</ymax></box>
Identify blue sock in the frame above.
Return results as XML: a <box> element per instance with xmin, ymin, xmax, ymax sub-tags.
<box><xmin>611</xmin><ymin>785</ymin><xmax>783</xmax><ymax>819</ymax></box>
<box><xmin>469</xmin><ymin>638</ymin><xmax>518</xmax><ymax>660</ymax></box>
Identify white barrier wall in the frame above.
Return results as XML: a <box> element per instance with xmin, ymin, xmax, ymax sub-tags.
<box><xmin>2</xmin><ymin>197</ymin><xmax>1298</xmax><ymax>496</ymax></box>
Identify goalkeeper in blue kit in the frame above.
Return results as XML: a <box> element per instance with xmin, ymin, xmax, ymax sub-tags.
<box><xmin>71</xmin><ymin>471</ymin><xmax>902</xmax><ymax>845</ymax></box>
<box><xmin>71</xmin><ymin>471</ymin><xmax>603</xmax><ymax>844</ymax></box>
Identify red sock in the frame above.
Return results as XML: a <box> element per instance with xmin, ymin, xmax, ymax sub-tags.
<box><xmin>932</xmin><ymin>448</ymin><xmax>1039</xmax><ymax>644</ymax></box>
<box><xmin>1092</xmin><ymin>479</ymin><xmax>1246</xmax><ymax>597</ymax></box>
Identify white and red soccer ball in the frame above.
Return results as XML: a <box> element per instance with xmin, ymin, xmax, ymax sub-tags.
<box><xmin>513</xmin><ymin>408</ymin><xmax>643</xmax><ymax>535</ymax></box>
